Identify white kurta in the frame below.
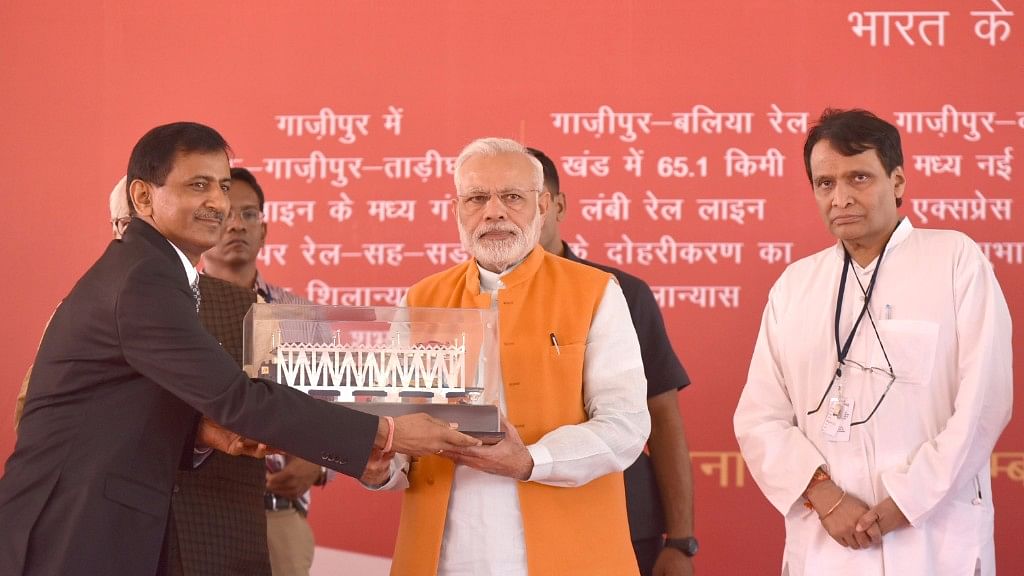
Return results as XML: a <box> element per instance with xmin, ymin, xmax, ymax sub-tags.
<box><xmin>734</xmin><ymin>219</ymin><xmax>1012</xmax><ymax>576</ymax></box>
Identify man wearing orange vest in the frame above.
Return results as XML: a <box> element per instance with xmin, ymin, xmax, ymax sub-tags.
<box><xmin>365</xmin><ymin>137</ymin><xmax>650</xmax><ymax>575</ymax></box>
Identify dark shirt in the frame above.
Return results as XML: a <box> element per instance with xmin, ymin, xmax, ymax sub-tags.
<box><xmin>563</xmin><ymin>242</ymin><xmax>690</xmax><ymax>540</ymax></box>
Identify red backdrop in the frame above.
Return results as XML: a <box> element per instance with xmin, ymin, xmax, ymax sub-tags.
<box><xmin>1</xmin><ymin>1</ymin><xmax>1021</xmax><ymax>573</ymax></box>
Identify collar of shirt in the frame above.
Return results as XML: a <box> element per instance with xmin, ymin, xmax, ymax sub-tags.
<box><xmin>165</xmin><ymin>240</ymin><xmax>198</xmax><ymax>287</ymax></box>
<box><xmin>832</xmin><ymin>216</ymin><xmax>914</xmax><ymax>272</ymax></box>
<box><xmin>254</xmin><ymin>270</ymin><xmax>272</xmax><ymax>299</ymax></box>
<box><xmin>476</xmin><ymin>260</ymin><xmax>521</xmax><ymax>293</ymax></box>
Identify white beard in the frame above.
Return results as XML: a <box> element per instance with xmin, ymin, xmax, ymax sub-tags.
<box><xmin>458</xmin><ymin>210</ymin><xmax>544</xmax><ymax>273</ymax></box>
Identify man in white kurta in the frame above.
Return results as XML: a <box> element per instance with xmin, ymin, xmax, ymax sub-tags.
<box><xmin>735</xmin><ymin>108</ymin><xmax>1012</xmax><ymax>576</ymax></box>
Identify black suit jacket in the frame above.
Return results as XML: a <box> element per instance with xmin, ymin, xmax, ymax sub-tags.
<box><xmin>0</xmin><ymin>220</ymin><xmax>377</xmax><ymax>575</ymax></box>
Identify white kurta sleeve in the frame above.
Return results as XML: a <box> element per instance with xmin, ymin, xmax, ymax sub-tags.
<box><xmin>526</xmin><ymin>279</ymin><xmax>651</xmax><ymax>487</ymax></box>
<box><xmin>734</xmin><ymin>279</ymin><xmax>829</xmax><ymax>515</ymax></box>
<box><xmin>880</xmin><ymin>240</ymin><xmax>1013</xmax><ymax>526</ymax></box>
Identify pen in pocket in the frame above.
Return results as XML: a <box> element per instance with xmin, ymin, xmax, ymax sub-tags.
<box><xmin>549</xmin><ymin>332</ymin><xmax>560</xmax><ymax>356</ymax></box>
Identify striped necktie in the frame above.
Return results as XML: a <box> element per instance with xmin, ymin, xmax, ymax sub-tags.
<box><xmin>191</xmin><ymin>278</ymin><xmax>201</xmax><ymax>314</ymax></box>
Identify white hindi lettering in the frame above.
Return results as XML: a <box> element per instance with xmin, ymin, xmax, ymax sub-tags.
<box><xmin>978</xmin><ymin>242</ymin><xmax>1024</xmax><ymax>265</ymax></box>
<box><xmin>976</xmin><ymin>146</ymin><xmax>1013</xmax><ymax>181</ymax></box>
<box><xmin>362</xmin><ymin>243</ymin><xmax>405</xmax><ymax>267</ymax></box>
<box><xmin>380</xmin><ymin>150</ymin><xmax>454</xmax><ymax>182</ymax></box>
<box><xmin>893</xmin><ymin>105</ymin><xmax>997</xmax><ymax>142</ymax></box>
<box><xmin>327</xmin><ymin>193</ymin><xmax>355</xmax><ymax>223</ymax></box>
<box><xmin>273</xmin><ymin>107</ymin><xmax>370</xmax><ymax>144</ymax></box>
<box><xmin>430</xmin><ymin>195</ymin><xmax>453</xmax><ymax>222</ymax></box>
<box><xmin>670</xmin><ymin>105</ymin><xmax>753</xmax><ymax>135</ymax></box>
<box><xmin>724</xmin><ymin>148</ymin><xmax>785</xmax><ymax>177</ymax></box>
<box><xmin>971</xmin><ymin>0</ymin><xmax>1013</xmax><ymax>46</ymax></box>
<box><xmin>651</xmin><ymin>286</ymin><xmax>742</xmax><ymax>309</ymax></box>
<box><xmin>623</xmin><ymin>147</ymin><xmax>645</xmax><ymax>177</ymax></box>
<box><xmin>757</xmin><ymin>242</ymin><xmax>793</xmax><ymax>265</ymax></box>
<box><xmin>367</xmin><ymin>199</ymin><xmax>416</xmax><ymax>223</ymax></box>
<box><xmin>848</xmin><ymin>10</ymin><xmax>948</xmax><ymax>47</ymax></box>
<box><xmin>695</xmin><ymin>199</ymin><xmax>766</xmax><ymax>225</ymax></box>
<box><xmin>568</xmin><ymin>234</ymin><xmax>589</xmax><ymax>259</ymax></box>
<box><xmin>561</xmin><ymin>151</ymin><xmax>612</xmax><ymax>177</ymax></box>
<box><xmin>604</xmin><ymin>236</ymin><xmax>743</xmax><ymax>266</ymax></box>
<box><xmin>424</xmin><ymin>243</ymin><xmax>469</xmax><ymax>267</ymax></box>
<box><xmin>305</xmin><ymin>282</ymin><xmax>409</xmax><ymax>306</ymax></box>
<box><xmin>256</xmin><ymin>244</ymin><xmax>289</xmax><ymax>267</ymax></box>
<box><xmin>263</xmin><ymin>200</ymin><xmax>316</xmax><ymax>227</ymax></box>
<box><xmin>306</xmin><ymin>279</ymin><xmax>336</xmax><ymax>304</ymax></box>
<box><xmin>383</xmin><ymin>105</ymin><xmax>404</xmax><ymax>135</ymax></box>
<box><xmin>767</xmin><ymin>104</ymin><xmax>808</xmax><ymax>134</ymax></box>
<box><xmin>260</xmin><ymin>152</ymin><xmax>363</xmax><ymax>188</ymax></box>
<box><xmin>911</xmin><ymin>190</ymin><xmax>1013</xmax><ymax>224</ymax></box>
<box><xmin>379</xmin><ymin>150</ymin><xmax>455</xmax><ymax>182</ymax></box>
<box><xmin>912</xmin><ymin>154</ymin><xmax>963</xmax><ymax>177</ymax></box>
<box><xmin>578</xmin><ymin>191</ymin><xmax>631</xmax><ymax>221</ymax></box>
<box><xmin>550</xmin><ymin>105</ymin><xmax>653</xmax><ymax>142</ymax></box>
<box><xmin>643</xmin><ymin>190</ymin><xmax>685</xmax><ymax>221</ymax></box>
<box><xmin>301</xmin><ymin>235</ymin><xmax>344</xmax><ymax>266</ymax></box>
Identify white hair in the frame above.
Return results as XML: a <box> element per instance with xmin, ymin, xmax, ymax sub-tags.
<box><xmin>109</xmin><ymin>175</ymin><xmax>129</xmax><ymax>220</ymax></box>
<box><xmin>109</xmin><ymin>175</ymin><xmax>130</xmax><ymax>238</ymax></box>
<box><xmin>453</xmin><ymin>137</ymin><xmax>543</xmax><ymax>192</ymax></box>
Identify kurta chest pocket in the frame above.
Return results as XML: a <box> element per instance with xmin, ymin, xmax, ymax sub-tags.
<box><xmin>874</xmin><ymin>320</ymin><xmax>940</xmax><ymax>386</ymax></box>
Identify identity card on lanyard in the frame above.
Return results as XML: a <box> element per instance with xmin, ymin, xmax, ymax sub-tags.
<box><xmin>820</xmin><ymin>241</ymin><xmax>888</xmax><ymax>443</ymax></box>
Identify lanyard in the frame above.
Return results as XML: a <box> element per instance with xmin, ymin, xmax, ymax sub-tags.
<box><xmin>833</xmin><ymin>239</ymin><xmax>889</xmax><ymax>369</ymax></box>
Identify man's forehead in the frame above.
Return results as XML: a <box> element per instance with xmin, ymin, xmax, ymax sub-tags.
<box><xmin>228</xmin><ymin>180</ymin><xmax>261</xmax><ymax>204</ymax></box>
<box><xmin>810</xmin><ymin>142</ymin><xmax>883</xmax><ymax>173</ymax></box>
<box><xmin>459</xmin><ymin>153</ymin><xmax>537</xmax><ymax>187</ymax></box>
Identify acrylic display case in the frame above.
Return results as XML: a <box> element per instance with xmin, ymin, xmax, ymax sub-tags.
<box><xmin>243</xmin><ymin>304</ymin><xmax>503</xmax><ymax>443</ymax></box>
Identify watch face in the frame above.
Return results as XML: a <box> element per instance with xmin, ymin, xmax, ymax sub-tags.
<box><xmin>666</xmin><ymin>537</ymin><xmax>699</xmax><ymax>557</ymax></box>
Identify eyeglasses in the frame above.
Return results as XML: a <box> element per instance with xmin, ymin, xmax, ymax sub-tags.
<box><xmin>808</xmin><ymin>358</ymin><xmax>897</xmax><ymax>426</ymax></box>
<box><xmin>455</xmin><ymin>190</ymin><xmax>539</xmax><ymax>214</ymax></box>
<box><xmin>842</xmin><ymin>359</ymin><xmax>897</xmax><ymax>425</ymax></box>
<box><xmin>227</xmin><ymin>207</ymin><xmax>264</xmax><ymax>225</ymax></box>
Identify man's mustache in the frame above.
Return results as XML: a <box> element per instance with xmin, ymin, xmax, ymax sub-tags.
<box><xmin>474</xmin><ymin>223</ymin><xmax>519</xmax><ymax>240</ymax></box>
<box><xmin>195</xmin><ymin>209</ymin><xmax>225</xmax><ymax>223</ymax></box>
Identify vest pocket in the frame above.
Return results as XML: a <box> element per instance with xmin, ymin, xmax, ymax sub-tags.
<box><xmin>547</xmin><ymin>342</ymin><xmax>586</xmax><ymax>386</ymax></box>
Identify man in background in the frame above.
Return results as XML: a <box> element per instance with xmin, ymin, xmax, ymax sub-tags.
<box><xmin>13</xmin><ymin>174</ymin><xmax>308</xmax><ymax>576</ymax></box>
<box><xmin>203</xmin><ymin>167</ymin><xmax>326</xmax><ymax>576</ymax></box>
<box><xmin>531</xmin><ymin>147</ymin><xmax>697</xmax><ymax>576</ymax></box>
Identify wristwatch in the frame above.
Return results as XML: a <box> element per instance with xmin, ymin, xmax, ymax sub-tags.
<box><xmin>664</xmin><ymin>536</ymin><xmax>699</xmax><ymax>557</ymax></box>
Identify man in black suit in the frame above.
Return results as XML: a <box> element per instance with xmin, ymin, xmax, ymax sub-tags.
<box><xmin>0</xmin><ymin>121</ymin><xmax>477</xmax><ymax>575</ymax></box>
<box><xmin>11</xmin><ymin>175</ymin><xmax>272</xmax><ymax>576</ymax></box>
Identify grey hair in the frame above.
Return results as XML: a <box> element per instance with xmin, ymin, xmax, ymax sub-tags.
<box><xmin>454</xmin><ymin>137</ymin><xmax>543</xmax><ymax>192</ymax></box>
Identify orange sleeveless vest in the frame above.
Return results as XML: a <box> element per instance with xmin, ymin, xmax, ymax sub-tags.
<box><xmin>393</xmin><ymin>247</ymin><xmax>639</xmax><ymax>576</ymax></box>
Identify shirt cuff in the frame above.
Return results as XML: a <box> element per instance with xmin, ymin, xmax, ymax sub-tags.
<box><xmin>192</xmin><ymin>446</ymin><xmax>213</xmax><ymax>468</ymax></box>
<box><xmin>525</xmin><ymin>443</ymin><xmax>552</xmax><ymax>482</ymax></box>
<box><xmin>361</xmin><ymin>457</ymin><xmax>410</xmax><ymax>491</ymax></box>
